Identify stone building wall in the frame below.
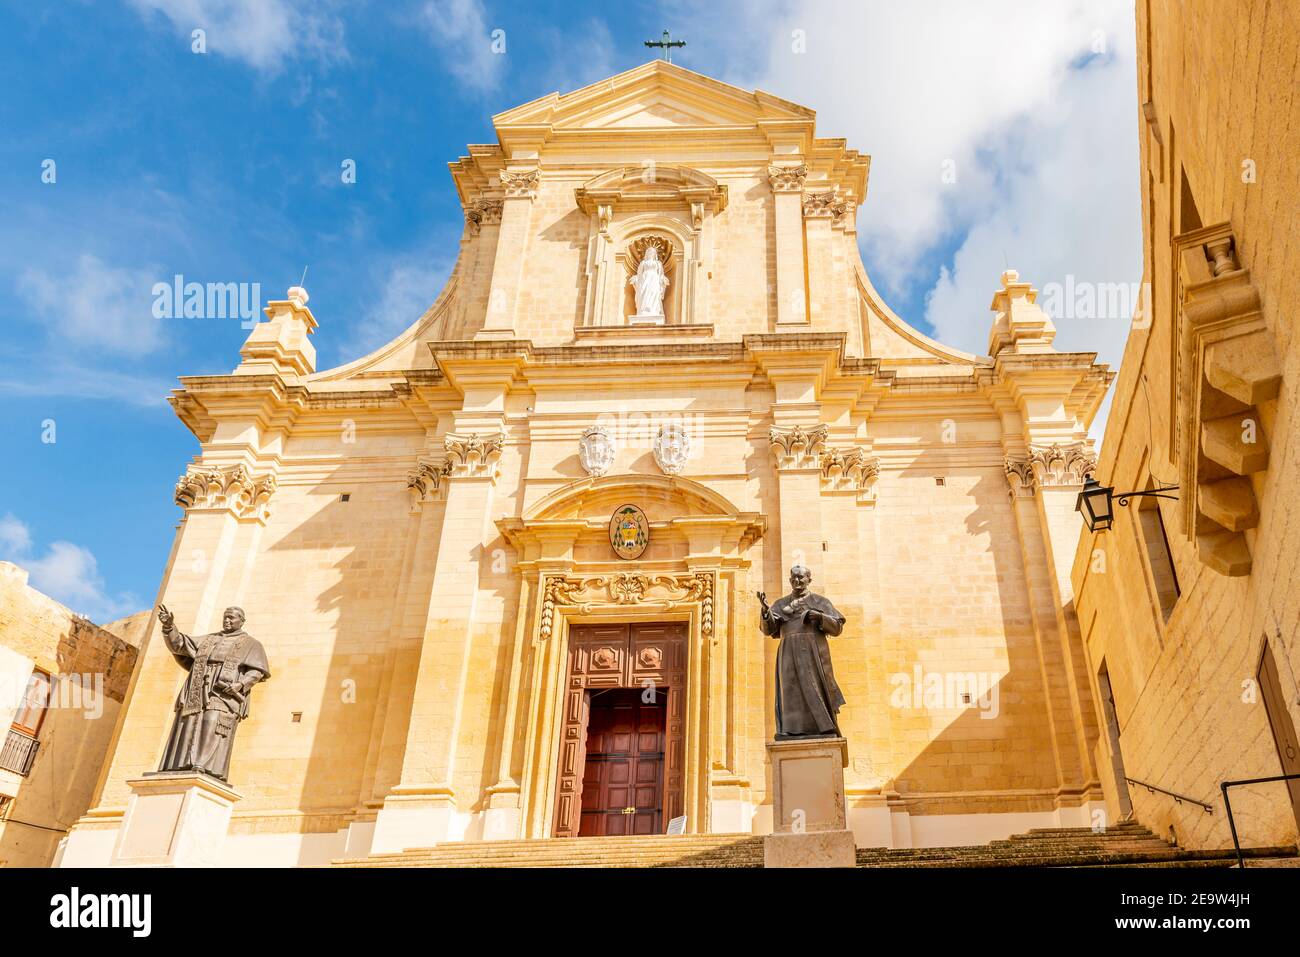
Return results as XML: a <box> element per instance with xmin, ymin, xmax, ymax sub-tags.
<box><xmin>0</xmin><ymin>562</ymin><xmax>140</xmax><ymax>866</ymax></box>
<box><xmin>1071</xmin><ymin>0</ymin><xmax>1300</xmax><ymax>850</ymax></box>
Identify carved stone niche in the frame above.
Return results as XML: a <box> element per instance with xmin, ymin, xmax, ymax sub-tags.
<box><xmin>1174</xmin><ymin>222</ymin><xmax>1283</xmax><ymax>576</ymax></box>
<box><xmin>574</xmin><ymin>165</ymin><xmax>727</xmax><ymax>329</ymax></box>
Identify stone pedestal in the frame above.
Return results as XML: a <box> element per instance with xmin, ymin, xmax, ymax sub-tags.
<box><xmin>110</xmin><ymin>772</ymin><xmax>240</xmax><ymax>868</ymax></box>
<box><xmin>764</xmin><ymin>736</ymin><xmax>856</xmax><ymax>868</ymax></box>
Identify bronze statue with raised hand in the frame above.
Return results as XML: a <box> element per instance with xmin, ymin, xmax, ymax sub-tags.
<box><xmin>156</xmin><ymin>604</ymin><xmax>270</xmax><ymax>782</ymax></box>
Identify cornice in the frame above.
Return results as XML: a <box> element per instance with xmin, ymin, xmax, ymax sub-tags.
<box><xmin>168</xmin><ymin>369</ymin><xmax>451</xmax><ymax>441</ymax></box>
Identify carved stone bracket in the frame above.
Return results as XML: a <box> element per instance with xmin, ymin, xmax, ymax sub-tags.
<box><xmin>767</xmin><ymin>164</ymin><xmax>808</xmax><ymax>192</ymax></box>
<box><xmin>538</xmin><ymin>572</ymin><xmax>714</xmax><ymax>642</ymax></box>
<box><xmin>1174</xmin><ymin>222</ymin><xmax>1281</xmax><ymax>577</ymax></box>
<box><xmin>174</xmin><ymin>464</ymin><xmax>276</xmax><ymax>522</ymax></box>
<box><xmin>769</xmin><ymin>424</ymin><xmax>828</xmax><ymax>470</ymax></box>
<box><xmin>820</xmin><ymin>447</ymin><xmax>880</xmax><ymax>501</ymax></box>
<box><xmin>1004</xmin><ymin>443</ymin><xmax>1097</xmax><ymax>497</ymax></box>
<box><xmin>499</xmin><ymin>168</ymin><xmax>539</xmax><ymax>199</ymax></box>
<box><xmin>444</xmin><ymin>431</ymin><xmax>504</xmax><ymax>479</ymax></box>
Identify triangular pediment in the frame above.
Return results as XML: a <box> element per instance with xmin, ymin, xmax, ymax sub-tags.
<box><xmin>493</xmin><ymin>60</ymin><xmax>814</xmax><ymax>135</ymax></box>
<box><xmin>585</xmin><ymin>97</ymin><xmax>733</xmax><ymax>129</ymax></box>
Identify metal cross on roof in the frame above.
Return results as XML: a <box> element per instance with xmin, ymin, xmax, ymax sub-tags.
<box><xmin>645</xmin><ymin>29</ymin><xmax>686</xmax><ymax>63</ymax></box>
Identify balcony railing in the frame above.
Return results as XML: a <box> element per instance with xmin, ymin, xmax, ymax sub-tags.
<box><xmin>0</xmin><ymin>728</ymin><xmax>40</xmax><ymax>776</ymax></box>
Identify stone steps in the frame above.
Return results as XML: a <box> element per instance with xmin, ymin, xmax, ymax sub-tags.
<box><xmin>341</xmin><ymin>834</ymin><xmax>764</xmax><ymax>868</ymax></box>
<box><xmin>333</xmin><ymin>824</ymin><xmax>1299</xmax><ymax>869</ymax></box>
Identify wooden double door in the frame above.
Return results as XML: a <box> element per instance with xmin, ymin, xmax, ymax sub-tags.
<box><xmin>553</xmin><ymin>621</ymin><xmax>687</xmax><ymax>838</ymax></box>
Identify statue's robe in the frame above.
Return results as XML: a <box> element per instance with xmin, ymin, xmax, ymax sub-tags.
<box><xmin>760</xmin><ymin>592</ymin><xmax>846</xmax><ymax>738</ymax></box>
<box><xmin>631</xmin><ymin>259</ymin><xmax>669</xmax><ymax>315</ymax></box>
<box><xmin>159</xmin><ymin>626</ymin><xmax>270</xmax><ymax>781</ymax></box>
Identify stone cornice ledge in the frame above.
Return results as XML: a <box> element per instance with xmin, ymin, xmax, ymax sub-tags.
<box><xmin>573</xmin><ymin>323</ymin><xmax>715</xmax><ymax>341</ymax></box>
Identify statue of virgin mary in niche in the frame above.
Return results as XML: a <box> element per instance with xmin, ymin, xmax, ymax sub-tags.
<box><xmin>629</xmin><ymin>245</ymin><xmax>670</xmax><ymax>319</ymax></box>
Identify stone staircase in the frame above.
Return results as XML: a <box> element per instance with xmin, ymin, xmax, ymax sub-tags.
<box><xmin>335</xmin><ymin>821</ymin><xmax>1297</xmax><ymax>868</ymax></box>
<box><xmin>338</xmin><ymin>833</ymin><xmax>765</xmax><ymax>868</ymax></box>
<box><xmin>855</xmin><ymin>822</ymin><xmax>1297</xmax><ymax>868</ymax></box>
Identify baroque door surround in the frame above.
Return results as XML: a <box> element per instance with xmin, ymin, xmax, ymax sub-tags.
<box><xmin>494</xmin><ymin>473</ymin><xmax>764</xmax><ymax>839</ymax></box>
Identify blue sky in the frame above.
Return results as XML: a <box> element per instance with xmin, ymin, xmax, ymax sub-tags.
<box><xmin>0</xmin><ymin>1</ymin><xmax>1140</xmax><ymax>621</ymax></box>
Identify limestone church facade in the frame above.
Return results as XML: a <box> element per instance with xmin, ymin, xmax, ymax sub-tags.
<box><xmin>62</xmin><ymin>62</ymin><xmax>1114</xmax><ymax>866</ymax></box>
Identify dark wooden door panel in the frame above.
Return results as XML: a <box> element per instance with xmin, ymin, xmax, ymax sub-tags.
<box><xmin>577</xmin><ymin>688</ymin><xmax>666</xmax><ymax>836</ymax></box>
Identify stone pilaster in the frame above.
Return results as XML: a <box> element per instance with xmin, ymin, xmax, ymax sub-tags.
<box><xmin>372</xmin><ymin>430</ymin><xmax>506</xmax><ymax>852</ymax></box>
<box><xmin>1003</xmin><ymin>442</ymin><xmax>1100</xmax><ymax>804</ymax></box>
<box><xmin>802</xmin><ymin>190</ymin><xmax>841</xmax><ymax>326</ymax></box>
<box><xmin>477</xmin><ymin>168</ymin><xmax>538</xmax><ymax>340</ymax></box>
<box><xmin>768</xmin><ymin>164</ymin><xmax>809</xmax><ymax>328</ymax></box>
<box><xmin>769</xmin><ymin>424</ymin><xmax>828</xmax><ymax>579</ymax></box>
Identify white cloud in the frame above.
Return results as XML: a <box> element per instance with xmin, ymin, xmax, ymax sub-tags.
<box><xmin>0</xmin><ymin>514</ymin><xmax>140</xmax><ymax>624</ymax></box>
<box><xmin>673</xmin><ymin>0</ymin><xmax>1140</xmax><ymax>437</ymax></box>
<box><xmin>0</xmin><ymin>515</ymin><xmax>32</xmax><ymax>557</ymax></box>
<box><xmin>683</xmin><ymin>1</ymin><xmax>1135</xmax><ymax>289</ymax></box>
<box><xmin>17</xmin><ymin>253</ymin><xmax>165</xmax><ymax>357</ymax></box>
<box><xmin>127</xmin><ymin>0</ymin><xmax>347</xmax><ymax>72</ymax></box>
<box><xmin>419</xmin><ymin>0</ymin><xmax>504</xmax><ymax>93</ymax></box>
<box><xmin>923</xmin><ymin>41</ymin><xmax>1142</xmax><ymax>360</ymax></box>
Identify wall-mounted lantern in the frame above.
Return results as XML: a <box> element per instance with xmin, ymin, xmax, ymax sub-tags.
<box><xmin>1075</xmin><ymin>477</ymin><xmax>1179</xmax><ymax>533</ymax></box>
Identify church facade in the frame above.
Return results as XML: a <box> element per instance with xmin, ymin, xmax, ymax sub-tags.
<box><xmin>62</xmin><ymin>62</ymin><xmax>1114</xmax><ymax>867</ymax></box>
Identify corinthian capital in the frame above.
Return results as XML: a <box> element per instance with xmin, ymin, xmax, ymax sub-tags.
<box><xmin>769</xmin><ymin>424</ymin><xmax>828</xmax><ymax>469</ymax></box>
<box><xmin>444</xmin><ymin>431</ymin><xmax>504</xmax><ymax>479</ymax></box>
<box><xmin>802</xmin><ymin>190</ymin><xmax>844</xmax><ymax>219</ymax></box>
<box><xmin>407</xmin><ymin>459</ymin><xmax>451</xmax><ymax>505</ymax></box>
<box><xmin>1005</xmin><ymin>442</ymin><xmax>1097</xmax><ymax>496</ymax></box>
<box><xmin>464</xmin><ymin>198</ymin><xmax>504</xmax><ymax>233</ymax></box>
<box><xmin>499</xmin><ymin>168</ymin><xmax>539</xmax><ymax>199</ymax></box>
<box><xmin>174</xmin><ymin>463</ymin><xmax>276</xmax><ymax>522</ymax></box>
<box><xmin>821</xmin><ymin>447</ymin><xmax>879</xmax><ymax>489</ymax></box>
<box><xmin>767</xmin><ymin>164</ymin><xmax>808</xmax><ymax>192</ymax></box>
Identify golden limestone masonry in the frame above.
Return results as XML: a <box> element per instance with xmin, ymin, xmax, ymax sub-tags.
<box><xmin>62</xmin><ymin>62</ymin><xmax>1116</xmax><ymax>866</ymax></box>
<box><xmin>1072</xmin><ymin>0</ymin><xmax>1300</xmax><ymax>854</ymax></box>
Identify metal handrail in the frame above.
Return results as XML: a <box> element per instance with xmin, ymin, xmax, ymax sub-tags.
<box><xmin>1221</xmin><ymin>773</ymin><xmax>1300</xmax><ymax>868</ymax></box>
<box><xmin>1125</xmin><ymin>776</ymin><xmax>1215</xmax><ymax>813</ymax></box>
